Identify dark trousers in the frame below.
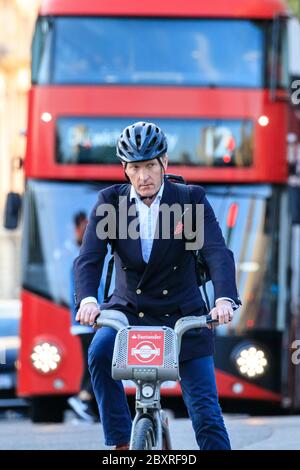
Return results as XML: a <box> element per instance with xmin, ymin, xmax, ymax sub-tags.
<box><xmin>88</xmin><ymin>326</ymin><xmax>231</xmax><ymax>449</ymax></box>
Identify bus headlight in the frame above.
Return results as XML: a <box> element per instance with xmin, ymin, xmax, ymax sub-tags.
<box><xmin>31</xmin><ymin>342</ymin><xmax>62</xmax><ymax>374</ymax></box>
<box><xmin>234</xmin><ymin>345</ymin><xmax>268</xmax><ymax>378</ymax></box>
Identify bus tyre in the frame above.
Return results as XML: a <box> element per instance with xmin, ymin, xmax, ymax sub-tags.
<box><xmin>131</xmin><ymin>417</ymin><xmax>155</xmax><ymax>450</ymax></box>
<box><xmin>30</xmin><ymin>396</ymin><xmax>65</xmax><ymax>423</ymax></box>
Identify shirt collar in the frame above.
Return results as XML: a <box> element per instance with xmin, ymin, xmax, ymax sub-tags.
<box><xmin>130</xmin><ymin>182</ymin><xmax>164</xmax><ymax>203</ymax></box>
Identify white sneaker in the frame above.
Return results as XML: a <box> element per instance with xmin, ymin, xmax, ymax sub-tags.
<box><xmin>67</xmin><ymin>396</ymin><xmax>98</xmax><ymax>423</ymax></box>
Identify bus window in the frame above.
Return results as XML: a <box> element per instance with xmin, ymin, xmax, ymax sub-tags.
<box><xmin>56</xmin><ymin>117</ymin><xmax>253</xmax><ymax>167</ymax></box>
<box><xmin>22</xmin><ymin>181</ymin><xmax>111</xmax><ymax>307</ymax></box>
<box><xmin>266</xmin><ymin>18</ymin><xmax>289</xmax><ymax>91</ymax></box>
<box><xmin>32</xmin><ymin>17</ymin><xmax>267</xmax><ymax>87</ymax></box>
<box><xmin>203</xmin><ymin>185</ymin><xmax>281</xmax><ymax>334</ymax></box>
<box><xmin>31</xmin><ymin>17</ymin><xmax>53</xmax><ymax>84</ymax></box>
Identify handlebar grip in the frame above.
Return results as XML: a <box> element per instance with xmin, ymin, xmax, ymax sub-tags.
<box><xmin>92</xmin><ymin>310</ymin><xmax>130</xmax><ymax>331</ymax></box>
<box><xmin>206</xmin><ymin>313</ymin><xmax>219</xmax><ymax>325</ymax></box>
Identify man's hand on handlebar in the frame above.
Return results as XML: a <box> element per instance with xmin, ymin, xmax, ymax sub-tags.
<box><xmin>75</xmin><ymin>302</ymin><xmax>100</xmax><ymax>327</ymax></box>
<box><xmin>208</xmin><ymin>299</ymin><xmax>233</xmax><ymax>329</ymax></box>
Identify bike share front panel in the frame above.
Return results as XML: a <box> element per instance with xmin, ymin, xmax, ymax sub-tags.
<box><xmin>112</xmin><ymin>326</ymin><xmax>179</xmax><ymax>382</ymax></box>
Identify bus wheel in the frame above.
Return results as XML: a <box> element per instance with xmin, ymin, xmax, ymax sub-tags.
<box><xmin>30</xmin><ymin>396</ymin><xmax>65</xmax><ymax>423</ymax></box>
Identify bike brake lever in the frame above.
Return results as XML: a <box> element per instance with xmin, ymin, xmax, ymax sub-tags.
<box><xmin>92</xmin><ymin>313</ymin><xmax>101</xmax><ymax>329</ymax></box>
<box><xmin>206</xmin><ymin>313</ymin><xmax>219</xmax><ymax>325</ymax></box>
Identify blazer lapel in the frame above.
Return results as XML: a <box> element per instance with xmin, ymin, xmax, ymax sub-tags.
<box><xmin>137</xmin><ymin>178</ymin><xmax>178</xmax><ymax>287</ymax></box>
<box><xmin>117</xmin><ymin>187</ymin><xmax>145</xmax><ymax>270</ymax></box>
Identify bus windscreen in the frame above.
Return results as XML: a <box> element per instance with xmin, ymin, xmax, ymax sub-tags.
<box><xmin>32</xmin><ymin>17</ymin><xmax>266</xmax><ymax>87</ymax></box>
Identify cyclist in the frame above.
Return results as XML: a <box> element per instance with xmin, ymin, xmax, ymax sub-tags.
<box><xmin>74</xmin><ymin>122</ymin><xmax>241</xmax><ymax>450</ymax></box>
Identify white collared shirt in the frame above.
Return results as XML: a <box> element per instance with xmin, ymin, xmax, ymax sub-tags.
<box><xmin>130</xmin><ymin>182</ymin><xmax>164</xmax><ymax>263</ymax></box>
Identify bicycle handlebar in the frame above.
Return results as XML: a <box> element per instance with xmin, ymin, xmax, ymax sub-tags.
<box><xmin>94</xmin><ymin>309</ymin><xmax>218</xmax><ymax>355</ymax></box>
<box><xmin>94</xmin><ymin>310</ymin><xmax>129</xmax><ymax>331</ymax></box>
<box><xmin>173</xmin><ymin>313</ymin><xmax>217</xmax><ymax>353</ymax></box>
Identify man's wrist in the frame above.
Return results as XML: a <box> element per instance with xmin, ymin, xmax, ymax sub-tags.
<box><xmin>80</xmin><ymin>297</ymin><xmax>98</xmax><ymax>308</ymax></box>
<box><xmin>215</xmin><ymin>297</ymin><xmax>238</xmax><ymax>310</ymax></box>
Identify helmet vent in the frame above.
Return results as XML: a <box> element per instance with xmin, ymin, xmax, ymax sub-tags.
<box><xmin>136</xmin><ymin>134</ymin><xmax>141</xmax><ymax>148</ymax></box>
<box><xmin>116</xmin><ymin>122</ymin><xmax>167</xmax><ymax>163</ymax></box>
<box><xmin>149</xmin><ymin>137</ymin><xmax>157</xmax><ymax>147</ymax></box>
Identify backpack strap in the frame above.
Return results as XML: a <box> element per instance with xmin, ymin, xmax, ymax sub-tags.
<box><xmin>104</xmin><ymin>255</ymin><xmax>115</xmax><ymax>300</ymax></box>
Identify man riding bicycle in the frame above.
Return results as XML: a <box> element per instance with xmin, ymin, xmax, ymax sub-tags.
<box><xmin>74</xmin><ymin>122</ymin><xmax>241</xmax><ymax>450</ymax></box>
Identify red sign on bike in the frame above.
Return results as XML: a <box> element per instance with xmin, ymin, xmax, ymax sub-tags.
<box><xmin>128</xmin><ymin>330</ymin><xmax>165</xmax><ymax>366</ymax></box>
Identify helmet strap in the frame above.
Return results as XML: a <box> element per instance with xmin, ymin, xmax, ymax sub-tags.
<box><xmin>123</xmin><ymin>163</ymin><xmax>130</xmax><ymax>182</ymax></box>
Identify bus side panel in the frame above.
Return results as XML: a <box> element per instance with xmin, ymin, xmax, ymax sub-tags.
<box><xmin>17</xmin><ymin>290</ymin><xmax>82</xmax><ymax>397</ymax></box>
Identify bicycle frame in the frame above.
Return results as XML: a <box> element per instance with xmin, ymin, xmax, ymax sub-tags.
<box><xmin>95</xmin><ymin>309</ymin><xmax>212</xmax><ymax>450</ymax></box>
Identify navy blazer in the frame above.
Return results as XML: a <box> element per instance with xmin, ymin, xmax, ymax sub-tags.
<box><xmin>73</xmin><ymin>177</ymin><xmax>240</xmax><ymax>361</ymax></box>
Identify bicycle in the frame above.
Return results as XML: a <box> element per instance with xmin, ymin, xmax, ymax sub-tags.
<box><xmin>95</xmin><ymin>309</ymin><xmax>216</xmax><ymax>450</ymax></box>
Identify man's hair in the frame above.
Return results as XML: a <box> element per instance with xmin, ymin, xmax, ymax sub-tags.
<box><xmin>73</xmin><ymin>211</ymin><xmax>87</xmax><ymax>227</ymax></box>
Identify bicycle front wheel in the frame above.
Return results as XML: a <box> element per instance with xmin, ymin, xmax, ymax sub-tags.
<box><xmin>130</xmin><ymin>417</ymin><xmax>156</xmax><ymax>450</ymax></box>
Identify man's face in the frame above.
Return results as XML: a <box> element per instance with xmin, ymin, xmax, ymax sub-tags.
<box><xmin>124</xmin><ymin>155</ymin><xmax>168</xmax><ymax>198</ymax></box>
<box><xmin>75</xmin><ymin>218</ymin><xmax>88</xmax><ymax>245</ymax></box>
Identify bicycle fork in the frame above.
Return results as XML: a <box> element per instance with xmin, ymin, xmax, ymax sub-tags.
<box><xmin>129</xmin><ymin>381</ymin><xmax>173</xmax><ymax>450</ymax></box>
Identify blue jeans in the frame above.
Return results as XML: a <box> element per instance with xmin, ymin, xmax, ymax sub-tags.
<box><xmin>88</xmin><ymin>326</ymin><xmax>231</xmax><ymax>450</ymax></box>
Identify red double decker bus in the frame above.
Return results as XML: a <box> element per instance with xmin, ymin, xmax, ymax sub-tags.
<box><xmin>18</xmin><ymin>0</ymin><xmax>300</xmax><ymax>421</ymax></box>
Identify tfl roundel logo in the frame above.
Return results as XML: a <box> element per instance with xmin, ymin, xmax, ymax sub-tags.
<box><xmin>128</xmin><ymin>331</ymin><xmax>165</xmax><ymax>366</ymax></box>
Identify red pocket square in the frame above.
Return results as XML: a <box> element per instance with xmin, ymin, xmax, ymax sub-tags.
<box><xmin>174</xmin><ymin>221</ymin><xmax>184</xmax><ymax>235</ymax></box>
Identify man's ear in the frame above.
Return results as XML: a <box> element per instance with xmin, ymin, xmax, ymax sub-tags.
<box><xmin>122</xmin><ymin>162</ymin><xmax>130</xmax><ymax>181</ymax></box>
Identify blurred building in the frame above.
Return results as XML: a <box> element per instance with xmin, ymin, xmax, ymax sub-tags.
<box><xmin>0</xmin><ymin>0</ymin><xmax>39</xmax><ymax>299</ymax></box>
<box><xmin>288</xmin><ymin>0</ymin><xmax>300</xmax><ymax>17</ymax></box>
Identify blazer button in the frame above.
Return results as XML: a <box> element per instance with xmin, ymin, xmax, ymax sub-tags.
<box><xmin>136</xmin><ymin>289</ymin><xmax>142</xmax><ymax>294</ymax></box>
<box><xmin>162</xmin><ymin>290</ymin><xmax>168</xmax><ymax>295</ymax></box>
<box><xmin>138</xmin><ymin>312</ymin><xmax>144</xmax><ymax>318</ymax></box>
